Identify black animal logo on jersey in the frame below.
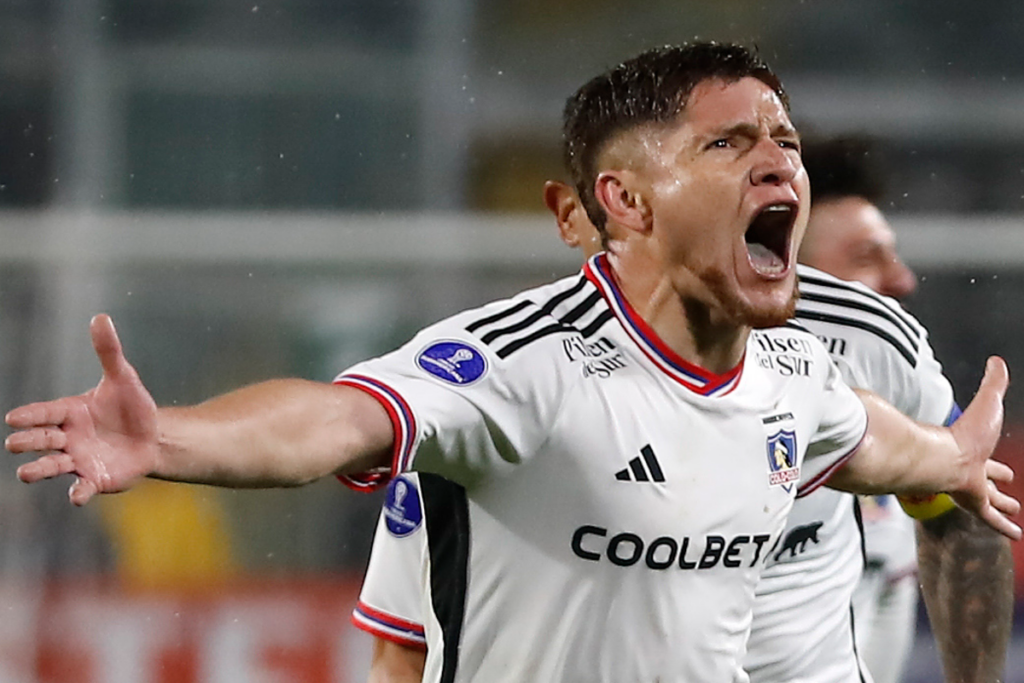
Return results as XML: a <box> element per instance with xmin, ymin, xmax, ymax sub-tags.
<box><xmin>615</xmin><ymin>445</ymin><xmax>665</xmax><ymax>483</ymax></box>
<box><xmin>774</xmin><ymin>521</ymin><xmax>824</xmax><ymax>560</ymax></box>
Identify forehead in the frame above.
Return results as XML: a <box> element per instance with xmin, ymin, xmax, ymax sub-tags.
<box><xmin>811</xmin><ymin>197</ymin><xmax>896</xmax><ymax>244</ymax></box>
<box><xmin>680</xmin><ymin>77</ymin><xmax>794</xmax><ymax>133</ymax></box>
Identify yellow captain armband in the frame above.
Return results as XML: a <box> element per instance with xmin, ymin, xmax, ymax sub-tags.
<box><xmin>897</xmin><ymin>493</ymin><xmax>957</xmax><ymax>520</ymax></box>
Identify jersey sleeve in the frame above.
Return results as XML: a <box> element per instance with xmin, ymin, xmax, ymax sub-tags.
<box><xmin>796</xmin><ymin>346</ymin><xmax>869</xmax><ymax>498</ymax></box>
<box><xmin>351</xmin><ymin>474</ymin><xmax>428</xmax><ymax>650</ymax></box>
<box><xmin>334</xmin><ymin>302</ymin><xmax>571</xmax><ymax>490</ymax></box>
<box><xmin>795</xmin><ymin>265</ymin><xmax>956</xmax><ymax>428</ymax></box>
<box><xmin>837</xmin><ymin>316</ymin><xmax>956</xmax><ymax>428</ymax></box>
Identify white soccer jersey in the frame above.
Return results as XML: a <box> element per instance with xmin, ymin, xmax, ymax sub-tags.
<box><xmin>742</xmin><ymin>265</ymin><xmax>956</xmax><ymax>683</ymax></box>
<box><xmin>352</xmin><ymin>472</ymin><xmax>429</xmax><ymax>651</ymax></box>
<box><xmin>341</xmin><ymin>254</ymin><xmax>867</xmax><ymax>683</ymax></box>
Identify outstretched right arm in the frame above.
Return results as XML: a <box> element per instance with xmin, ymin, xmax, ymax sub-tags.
<box><xmin>5</xmin><ymin>314</ymin><xmax>394</xmax><ymax>506</ymax></box>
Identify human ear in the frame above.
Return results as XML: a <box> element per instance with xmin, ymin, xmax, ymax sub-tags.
<box><xmin>543</xmin><ymin>180</ymin><xmax>581</xmax><ymax>247</ymax></box>
<box><xmin>594</xmin><ymin>171</ymin><xmax>651</xmax><ymax>235</ymax></box>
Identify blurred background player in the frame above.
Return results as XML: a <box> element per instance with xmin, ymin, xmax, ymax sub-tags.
<box><xmin>353</xmin><ymin>149</ymin><xmax>1014</xmax><ymax>682</ymax></box>
<box><xmin>802</xmin><ymin>135</ymin><xmax>921</xmax><ymax>683</ymax></box>
<box><xmin>798</xmin><ymin>135</ymin><xmax>1014</xmax><ymax>683</ymax></box>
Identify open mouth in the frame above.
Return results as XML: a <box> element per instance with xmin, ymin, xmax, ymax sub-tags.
<box><xmin>745</xmin><ymin>203</ymin><xmax>796</xmax><ymax>277</ymax></box>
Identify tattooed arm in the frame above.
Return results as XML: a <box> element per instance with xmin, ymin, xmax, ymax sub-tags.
<box><xmin>916</xmin><ymin>507</ymin><xmax>1014</xmax><ymax>683</ymax></box>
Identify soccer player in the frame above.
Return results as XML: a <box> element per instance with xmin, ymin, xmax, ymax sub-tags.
<box><xmin>6</xmin><ymin>44</ymin><xmax>1019</xmax><ymax>683</ymax></box>
<box><xmin>796</xmin><ymin>136</ymin><xmax>1014</xmax><ymax>683</ymax></box>
<box><xmin>355</xmin><ymin>167</ymin><xmax>1014</xmax><ymax>683</ymax></box>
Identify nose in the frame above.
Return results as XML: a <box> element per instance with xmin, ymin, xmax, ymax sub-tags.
<box><xmin>879</xmin><ymin>257</ymin><xmax>917</xmax><ymax>300</ymax></box>
<box><xmin>750</xmin><ymin>140</ymin><xmax>800</xmax><ymax>186</ymax></box>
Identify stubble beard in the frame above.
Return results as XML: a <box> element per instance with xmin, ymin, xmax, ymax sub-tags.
<box><xmin>700</xmin><ymin>267</ymin><xmax>799</xmax><ymax>330</ymax></box>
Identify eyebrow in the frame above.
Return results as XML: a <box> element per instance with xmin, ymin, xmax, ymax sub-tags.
<box><xmin>712</xmin><ymin>122</ymin><xmax>800</xmax><ymax>141</ymax></box>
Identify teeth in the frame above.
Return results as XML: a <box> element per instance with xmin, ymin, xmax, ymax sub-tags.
<box><xmin>764</xmin><ymin>204</ymin><xmax>791</xmax><ymax>212</ymax></box>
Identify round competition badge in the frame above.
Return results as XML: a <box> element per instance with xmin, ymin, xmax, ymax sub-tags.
<box><xmin>384</xmin><ymin>475</ymin><xmax>423</xmax><ymax>537</ymax></box>
<box><xmin>416</xmin><ymin>340</ymin><xmax>487</xmax><ymax>386</ymax></box>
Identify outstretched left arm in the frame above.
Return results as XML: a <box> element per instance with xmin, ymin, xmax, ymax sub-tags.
<box><xmin>827</xmin><ymin>357</ymin><xmax>1021</xmax><ymax>540</ymax></box>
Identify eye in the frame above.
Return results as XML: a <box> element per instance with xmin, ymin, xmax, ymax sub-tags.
<box><xmin>778</xmin><ymin>139</ymin><xmax>801</xmax><ymax>152</ymax></box>
<box><xmin>708</xmin><ymin>138</ymin><xmax>731</xmax><ymax>150</ymax></box>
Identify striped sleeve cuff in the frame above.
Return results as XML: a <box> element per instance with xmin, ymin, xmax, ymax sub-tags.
<box><xmin>351</xmin><ymin>600</ymin><xmax>427</xmax><ymax>650</ymax></box>
<box><xmin>333</xmin><ymin>374</ymin><xmax>417</xmax><ymax>492</ymax></box>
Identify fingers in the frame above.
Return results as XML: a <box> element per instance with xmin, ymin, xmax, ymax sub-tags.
<box><xmin>986</xmin><ymin>459</ymin><xmax>1014</xmax><ymax>484</ymax></box>
<box><xmin>978</xmin><ymin>503</ymin><xmax>1022</xmax><ymax>542</ymax></box>
<box><xmin>988</xmin><ymin>482</ymin><xmax>1021</xmax><ymax>518</ymax></box>
<box><xmin>90</xmin><ymin>314</ymin><xmax>129</xmax><ymax>381</ymax></box>
<box><xmin>16</xmin><ymin>453</ymin><xmax>76</xmax><ymax>483</ymax></box>
<box><xmin>6</xmin><ymin>400</ymin><xmax>72</xmax><ymax>430</ymax></box>
<box><xmin>5</xmin><ymin>426</ymin><xmax>67</xmax><ymax>454</ymax></box>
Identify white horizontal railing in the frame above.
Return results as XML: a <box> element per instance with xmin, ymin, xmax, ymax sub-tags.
<box><xmin>0</xmin><ymin>210</ymin><xmax>1021</xmax><ymax>270</ymax></box>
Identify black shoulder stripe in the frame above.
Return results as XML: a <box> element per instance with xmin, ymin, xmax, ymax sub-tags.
<box><xmin>466</xmin><ymin>275</ymin><xmax>588</xmax><ymax>339</ymax></box>
<box><xmin>472</xmin><ymin>275</ymin><xmax>612</xmax><ymax>358</ymax></box>
<box><xmin>496</xmin><ymin>322</ymin><xmax>577</xmax><ymax>359</ymax></box>
<box><xmin>578</xmin><ymin>309</ymin><xmax>614</xmax><ymax>338</ymax></box>
<box><xmin>494</xmin><ymin>304</ymin><xmax>611</xmax><ymax>358</ymax></box>
<box><xmin>465</xmin><ymin>300</ymin><xmax>533</xmax><ymax>333</ymax></box>
<box><xmin>799</xmin><ymin>273</ymin><xmax>921</xmax><ymax>338</ymax></box>
<box><xmin>538</xmin><ymin>274</ymin><xmax>590</xmax><ymax>314</ymax></box>
<box><xmin>480</xmin><ymin>307</ymin><xmax>550</xmax><ymax>345</ymax></box>
<box><xmin>795</xmin><ymin>309</ymin><xmax>917</xmax><ymax>367</ymax></box>
<box><xmin>798</xmin><ymin>291</ymin><xmax>919</xmax><ymax>353</ymax></box>
<box><xmin>560</xmin><ymin>290</ymin><xmax>602</xmax><ymax>325</ymax></box>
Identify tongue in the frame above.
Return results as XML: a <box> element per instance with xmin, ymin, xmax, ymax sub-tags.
<box><xmin>747</xmin><ymin>242</ymin><xmax>785</xmax><ymax>274</ymax></box>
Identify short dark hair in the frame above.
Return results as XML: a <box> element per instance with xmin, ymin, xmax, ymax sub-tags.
<box><xmin>801</xmin><ymin>135</ymin><xmax>886</xmax><ymax>205</ymax></box>
<box><xmin>562</xmin><ymin>42</ymin><xmax>787</xmax><ymax>232</ymax></box>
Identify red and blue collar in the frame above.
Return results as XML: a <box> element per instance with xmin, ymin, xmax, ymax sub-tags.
<box><xmin>583</xmin><ymin>253</ymin><xmax>743</xmax><ymax>397</ymax></box>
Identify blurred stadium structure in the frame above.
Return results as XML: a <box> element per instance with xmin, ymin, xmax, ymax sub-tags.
<box><xmin>2</xmin><ymin>1</ymin><xmax>1024</xmax><ymax>681</ymax></box>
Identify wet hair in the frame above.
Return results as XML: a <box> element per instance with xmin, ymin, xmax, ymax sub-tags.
<box><xmin>562</xmin><ymin>42</ymin><xmax>787</xmax><ymax>233</ymax></box>
<box><xmin>801</xmin><ymin>135</ymin><xmax>886</xmax><ymax>205</ymax></box>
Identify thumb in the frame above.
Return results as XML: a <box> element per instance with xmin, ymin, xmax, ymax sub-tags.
<box><xmin>961</xmin><ymin>356</ymin><xmax>1008</xmax><ymax>433</ymax></box>
<box><xmin>90</xmin><ymin>314</ymin><xmax>129</xmax><ymax>381</ymax></box>
<box><xmin>69</xmin><ymin>477</ymin><xmax>98</xmax><ymax>507</ymax></box>
<box><xmin>979</xmin><ymin>356</ymin><xmax>1010</xmax><ymax>403</ymax></box>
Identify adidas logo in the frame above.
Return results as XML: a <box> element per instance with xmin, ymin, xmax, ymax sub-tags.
<box><xmin>615</xmin><ymin>445</ymin><xmax>665</xmax><ymax>483</ymax></box>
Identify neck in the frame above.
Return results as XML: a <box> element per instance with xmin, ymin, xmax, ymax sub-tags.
<box><xmin>606</xmin><ymin>247</ymin><xmax>749</xmax><ymax>375</ymax></box>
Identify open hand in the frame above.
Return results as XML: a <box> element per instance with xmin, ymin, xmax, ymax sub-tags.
<box><xmin>948</xmin><ymin>356</ymin><xmax>1021</xmax><ymax>540</ymax></box>
<box><xmin>5</xmin><ymin>314</ymin><xmax>160</xmax><ymax>506</ymax></box>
